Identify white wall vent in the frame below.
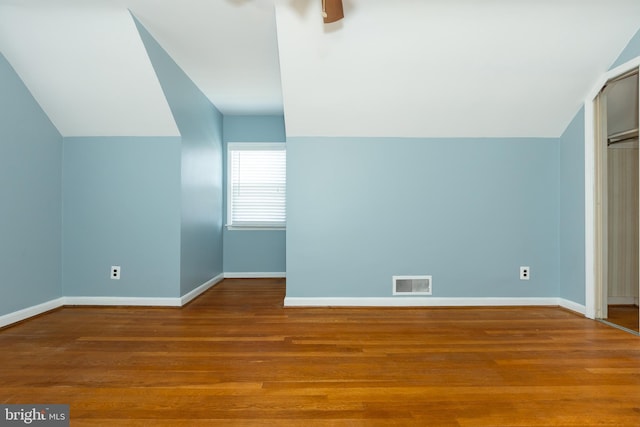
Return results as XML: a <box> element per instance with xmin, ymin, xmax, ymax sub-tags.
<box><xmin>392</xmin><ymin>275</ymin><xmax>432</xmax><ymax>295</ymax></box>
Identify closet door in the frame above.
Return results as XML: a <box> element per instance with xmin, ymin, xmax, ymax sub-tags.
<box><xmin>604</xmin><ymin>71</ymin><xmax>640</xmax><ymax>332</ymax></box>
<box><xmin>607</xmin><ymin>143</ymin><xmax>638</xmax><ymax>308</ymax></box>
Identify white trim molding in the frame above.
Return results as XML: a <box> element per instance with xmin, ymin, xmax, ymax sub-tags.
<box><xmin>584</xmin><ymin>93</ymin><xmax>596</xmax><ymax>319</ymax></box>
<box><xmin>224</xmin><ymin>272</ymin><xmax>286</xmax><ymax>279</ymax></box>
<box><xmin>285</xmin><ymin>297</ymin><xmax>586</xmax><ymax>314</ymax></box>
<box><xmin>2</xmin><ymin>279</ymin><xmax>587</xmax><ymax>330</ymax></box>
<box><xmin>1</xmin><ymin>274</ymin><xmax>227</xmax><ymax>328</ymax></box>
<box><xmin>64</xmin><ymin>274</ymin><xmax>226</xmax><ymax>307</ymax></box>
<box><xmin>63</xmin><ymin>296</ymin><xmax>182</xmax><ymax>307</ymax></box>
<box><xmin>284</xmin><ymin>297</ymin><xmax>585</xmax><ymax>315</ymax></box>
<box><xmin>558</xmin><ymin>298</ymin><xmax>587</xmax><ymax>316</ymax></box>
<box><xmin>181</xmin><ymin>273</ymin><xmax>224</xmax><ymax>305</ymax></box>
<box><xmin>584</xmin><ymin>56</ymin><xmax>640</xmax><ymax>320</ymax></box>
<box><xmin>0</xmin><ymin>297</ymin><xmax>65</xmax><ymax>329</ymax></box>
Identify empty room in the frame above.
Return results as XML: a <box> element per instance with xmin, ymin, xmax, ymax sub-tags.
<box><xmin>1</xmin><ymin>0</ymin><xmax>640</xmax><ymax>425</ymax></box>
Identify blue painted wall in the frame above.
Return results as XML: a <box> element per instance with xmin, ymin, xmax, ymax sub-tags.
<box><xmin>286</xmin><ymin>137</ymin><xmax>559</xmax><ymax>298</ymax></box>
<box><xmin>558</xmin><ymin>108</ymin><xmax>586</xmax><ymax>304</ymax></box>
<box><xmin>555</xmin><ymin>31</ymin><xmax>640</xmax><ymax>307</ymax></box>
<box><xmin>610</xmin><ymin>28</ymin><xmax>640</xmax><ymax>69</ymax></box>
<box><xmin>0</xmin><ymin>53</ymin><xmax>63</xmax><ymax>315</ymax></box>
<box><xmin>222</xmin><ymin>115</ymin><xmax>286</xmax><ymax>274</ymax></box>
<box><xmin>62</xmin><ymin>137</ymin><xmax>182</xmax><ymax>297</ymax></box>
<box><xmin>135</xmin><ymin>16</ymin><xmax>224</xmax><ymax>294</ymax></box>
<box><xmin>6</xmin><ymin>17</ymin><xmax>640</xmax><ymax>315</ymax></box>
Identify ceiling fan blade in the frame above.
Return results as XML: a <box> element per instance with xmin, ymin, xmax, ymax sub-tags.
<box><xmin>323</xmin><ymin>0</ymin><xmax>344</xmax><ymax>23</ymax></box>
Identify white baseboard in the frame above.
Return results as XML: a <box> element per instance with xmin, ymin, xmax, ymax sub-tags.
<box><xmin>0</xmin><ymin>297</ymin><xmax>65</xmax><ymax>329</ymax></box>
<box><xmin>0</xmin><ymin>274</ymin><xmax>227</xmax><ymax>329</ymax></box>
<box><xmin>64</xmin><ymin>274</ymin><xmax>226</xmax><ymax>308</ymax></box>
<box><xmin>224</xmin><ymin>272</ymin><xmax>286</xmax><ymax>279</ymax></box>
<box><xmin>283</xmin><ymin>296</ymin><xmax>564</xmax><ymax>307</ymax></box>
<box><xmin>558</xmin><ymin>298</ymin><xmax>587</xmax><ymax>315</ymax></box>
<box><xmin>63</xmin><ymin>296</ymin><xmax>182</xmax><ymax>307</ymax></box>
<box><xmin>2</xmin><ymin>287</ymin><xmax>588</xmax><ymax>330</ymax></box>
<box><xmin>181</xmin><ymin>273</ymin><xmax>224</xmax><ymax>305</ymax></box>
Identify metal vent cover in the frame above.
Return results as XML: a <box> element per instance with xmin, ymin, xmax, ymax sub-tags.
<box><xmin>392</xmin><ymin>275</ymin><xmax>432</xmax><ymax>295</ymax></box>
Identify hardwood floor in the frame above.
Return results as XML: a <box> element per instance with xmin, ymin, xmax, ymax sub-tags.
<box><xmin>2</xmin><ymin>278</ymin><xmax>640</xmax><ymax>426</ymax></box>
<box><xmin>607</xmin><ymin>305</ymin><xmax>640</xmax><ymax>332</ymax></box>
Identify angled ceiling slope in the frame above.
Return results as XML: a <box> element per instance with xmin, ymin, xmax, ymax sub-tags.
<box><xmin>2</xmin><ymin>1</ymin><xmax>640</xmax><ymax>139</ymax></box>
<box><xmin>276</xmin><ymin>0</ymin><xmax>640</xmax><ymax>138</ymax></box>
<box><xmin>0</xmin><ymin>3</ymin><xmax>178</xmax><ymax>137</ymax></box>
<box><xmin>124</xmin><ymin>0</ymin><xmax>283</xmax><ymax>116</ymax></box>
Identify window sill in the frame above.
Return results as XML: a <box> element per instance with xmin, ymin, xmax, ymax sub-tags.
<box><xmin>225</xmin><ymin>225</ymin><xmax>286</xmax><ymax>231</ymax></box>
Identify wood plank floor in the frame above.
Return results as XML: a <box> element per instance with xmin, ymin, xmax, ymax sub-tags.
<box><xmin>607</xmin><ymin>305</ymin><xmax>640</xmax><ymax>332</ymax></box>
<box><xmin>1</xmin><ymin>278</ymin><xmax>640</xmax><ymax>426</ymax></box>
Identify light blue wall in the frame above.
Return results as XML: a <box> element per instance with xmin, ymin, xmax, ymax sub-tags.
<box><xmin>222</xmin><ymin>115</ymin><xmax>286</xmax><ymax>273</ymax></box>
<box><xmin>134</xmin><ymin>16</ymin><xmax>224</xmax><ymax>294</ymax></box>
<box><xmin>0</xmin><ymin>53</ymin><xmax>63</xmax><ymax>315</ymax></box>
<box><xmin>6</xmin><ymin>16</ymin><xmax>639</xmax><ymax>315</ymax></box>
<box><xmin>62</xmin><ymin>137</ymin><xmax>182</xmax><ymax>297</ymax></box>
<box><xmin>555</xmin><ymin>31</ymin><xmax>640</xmax><ymax>307</ymax></box>
<box><xmin>287</xmin><ymin>137</ymin><xmax>559</xmax><ymax>298</ymax></box>
<box><xmin>610</xmin><ymin>28</ymin><xmax>640</xmax><ymax>69</ymax></box>
<box><xmin>558</xmin><ymin>108</ymin><xmax>586</xmax><ymax>304</ymax></box>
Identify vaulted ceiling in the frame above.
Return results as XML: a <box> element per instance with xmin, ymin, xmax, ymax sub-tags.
<box><xmin>0</xmin><ymin>0</ymin><xmax>639</xmax><ymax>138</ymax></box>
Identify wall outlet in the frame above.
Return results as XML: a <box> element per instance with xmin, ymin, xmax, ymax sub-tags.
<box><xmin>519</xmin><ymin>266</ymin><xmax>530</xmax><ymax>280</ymax></box>
<box><xmin>110</xmin><ymin>265</ymin><xmax>121</xmax><ymax>280</ymax></box>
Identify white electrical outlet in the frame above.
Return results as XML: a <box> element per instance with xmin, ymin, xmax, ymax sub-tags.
<box><xmin>519</xmin><ymin>266</ymin><xmax>530</xmax><ymax>280</ymax></box>
<box><xmin>111</xmin><ymin>265</ymin><xmax>121</xmax><ymax>280</ymax></box>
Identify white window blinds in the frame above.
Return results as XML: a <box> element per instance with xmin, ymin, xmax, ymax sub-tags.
<box><xmin>227</xmin><ymin>143</ymin><xmax>286</xmax><ymax>228</ymax></box>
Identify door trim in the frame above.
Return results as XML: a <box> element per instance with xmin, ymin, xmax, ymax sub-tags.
<box><xmin>585</xmin><ymin>57</ymin><xmax>640</xmax><ymax>319</ymax></box>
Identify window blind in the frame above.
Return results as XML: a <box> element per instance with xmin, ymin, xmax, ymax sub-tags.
<box><xmin>228</xmin><ymin>143</ymin><xmax>286</xmax><ymax>228</ymax></box>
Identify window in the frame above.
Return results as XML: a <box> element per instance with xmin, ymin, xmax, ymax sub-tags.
<box><xmin>227</xmin><ymin>143</ymin><xmax>286</xmax><ymax>229</ymax></box>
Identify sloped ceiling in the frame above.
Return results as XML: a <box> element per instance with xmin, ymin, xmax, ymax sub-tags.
<box><xmin>0</xmin><ymin>3</ymin><xmax>180</xmax><ymax>137</ymax></box>
<box><xmin>0</xmin><ymin>0</ymin><xmax>639</xmax><ymax>138</ymax></box>
<box><xmin>276</xmin><ymin>0</ymin><xmax>640</xmax><ymax>137</ymax></box>
<box><xmin>0</xmin><ymin>0</ymin><xmax>282</xmax><ymax>136</ymax></box>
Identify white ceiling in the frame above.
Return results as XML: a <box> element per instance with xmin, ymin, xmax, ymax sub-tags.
<box><xmin>0</xmin><ymin>2</ymin><xmax>180</xmax><ymax>136</ymax></box>
<box><xmin>277</xmin><ymin>0</ymin><xmax>640</xmax><ymax>137</ymax></box>
<box><xmin>0</xmin><ymin>0</ymin><xmax>282</xmax><ymax>136</ymax></box>
<box><xmin>0</xmin><ymin>0</ymin><xmax>639</xmax><ymax>138</ymax></box>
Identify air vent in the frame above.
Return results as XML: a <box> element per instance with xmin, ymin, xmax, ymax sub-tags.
<box><xmin>393</xmin><ymin>275</ymin><xmax>432</xmax><ymax>295</ymax></box>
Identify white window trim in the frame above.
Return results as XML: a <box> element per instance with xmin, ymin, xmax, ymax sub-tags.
<box><xmin>226</xmin><ymin>142</ymin><xmax>286</xmax><ymax>231</ymax></box>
